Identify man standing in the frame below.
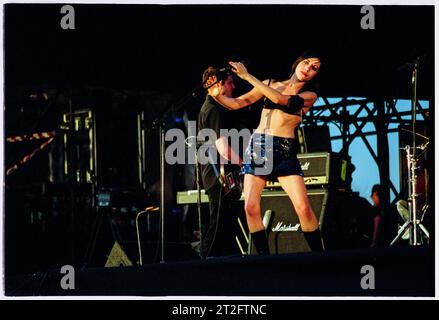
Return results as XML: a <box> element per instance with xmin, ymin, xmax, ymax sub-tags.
<box><xmin>197</xmin><ymin>66</ymin><xmax>242</xmax><ymax>258</ymax></box>
<box><xmin>369</xmin><ymin>184</ymin><xmax>384</xmax><ymax>247</ymax></box>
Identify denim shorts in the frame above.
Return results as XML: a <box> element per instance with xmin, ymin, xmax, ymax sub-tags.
<box><xmin>241</xmin><ymin>133</ymin><xmax>303</xmax><ymax>182</ymax></box>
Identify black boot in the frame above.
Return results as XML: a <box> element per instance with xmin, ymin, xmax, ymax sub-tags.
<box><xmin>251</xmin><ymin>229</ymin><xmax>270</xmax><ymax>255</ymax></box>
<box><xmin>303</xmin><ymin>228</ymin><xmax>325</xmax><ymax>251</ymax></box>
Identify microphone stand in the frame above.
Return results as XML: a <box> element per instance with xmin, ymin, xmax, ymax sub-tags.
<box><xmin>67</xmin><ymin>88</ymin><xmax>76</xmax><ymax>264</ymax></box>
<box><xmin>390</xmin><ymin>57</ymin><xmax>429</xmax><ymax>246</ymax></box>
<box><xmin>194</xmin><ymin>140</ymin><xmax>203</xmax><ymax>258</ymax></box>
<box><xmin>147</xmin><ymin>65</ymin><xmax>234</xmax><ymax>262</ymax></box>
<box><xmin>410</xmin><ymin>59</ymin><xmax>419</xmax><ymax>245</ymax></box>
<box><xmin>147</xmin><ymin>83</ymin><xmax>206</xmax><ymax>263</ymax></box>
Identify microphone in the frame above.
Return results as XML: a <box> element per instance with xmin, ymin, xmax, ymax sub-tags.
<box><xmin>397</xmin><ymin>53</ymin><xmax>427</xmax><ymax>71</ymax></box>
<box><xmin>214</xmin><ymin>67</ymin><xmax>232</xmax><ymax>81</ymax></box>
<box><xmin>216</xmin><ymin>60</ymin><xmax>249</xmax><ymax>79</ymax></box>
<box><xmin>204</xmin><ymin>60</ymin><xmax>249</xmax><ymax>89</ymax></box>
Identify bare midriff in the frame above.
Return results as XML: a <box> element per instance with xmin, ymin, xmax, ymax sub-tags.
<box><xmin>255</xmin><ymin>108</ymin><xmax>301</xmax><ymax>138</ymax></box>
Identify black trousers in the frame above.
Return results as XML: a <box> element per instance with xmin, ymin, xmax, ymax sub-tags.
<box><xmin>201</xmin><ymin>184</ymin><xmax>239</xmax><ymax>258</ymax></box>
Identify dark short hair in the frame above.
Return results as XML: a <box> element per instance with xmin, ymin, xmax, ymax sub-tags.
<box><xmin>371</xmin><ymin>184</ymin><xmax>382</xmax><ymax>196</ymax></box>
<box><xmin>290</xmin><ymin>49</ymin><xmax>322</xmax><ymax>75</ymax></box>
<box><xmin>202</xmin><ymin>66</ymin><xmax>231</xmax><ymax>89</ymax></box>
<box><xmin>289</xmin><ymin>50</ymin><xmax>322</xmax><ymax>94</ymax></box>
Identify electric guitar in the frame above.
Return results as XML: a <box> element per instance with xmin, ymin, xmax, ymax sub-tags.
<box><xmin>219</xmin><ymin>163</ymin><xmax>243</xmax><ymax>201</ymax></box>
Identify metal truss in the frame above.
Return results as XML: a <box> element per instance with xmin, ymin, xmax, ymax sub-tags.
<box><xmin>302</xmin><ymin>97</ymin><xmax>430</xmax><ymax>205</ymax></box>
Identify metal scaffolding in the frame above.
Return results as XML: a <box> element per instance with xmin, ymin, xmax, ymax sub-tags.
<box><xmin>303</xmin><ymin>97</ymin><xmax>431</xmax><ymax>205</ymax></box>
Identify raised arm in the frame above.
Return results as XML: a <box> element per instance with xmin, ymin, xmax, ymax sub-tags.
<box><xmin>213</xmin><ymin>86</ymin><xmax>264</xmax><ymax>110</ymax></box>
<box><xmin>229</xmin><ymin>61</ymin><xmax>291</xmax><ymax>106</ymax></box>
<box><xmin>229</xmin><ymin>61</ymin><xmax>319</xmax><ymax>113</ymax></box>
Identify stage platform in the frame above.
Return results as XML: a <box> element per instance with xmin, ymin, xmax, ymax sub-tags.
<box><xmin>5</xmin><ymin>246</ymin><xmax>434</xmax><ymax>297</ymax></box>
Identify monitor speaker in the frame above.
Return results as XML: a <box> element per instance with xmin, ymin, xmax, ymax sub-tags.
<box><xmin>105</xmin><ymin>241</ymin><xmax>133</xmax><ymax>267</ymax></box>
<box><xmin>104</xmin><ymin>240</ymin><xmax>200</xmax><ymax>266</ymax></box>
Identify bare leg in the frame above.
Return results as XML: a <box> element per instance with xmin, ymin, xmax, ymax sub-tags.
<box><xmin>277</xmin><ymin>175</ymin><xmax>319</xmax><ymax>231</ymax></box>
<box><xmin>243</xmin><ymin>174</ymin><xmax>266</xmax><ymax>233</ymax></box>
<box><xmin>243</xmin><ymin>174</ymin><xmax>270</xmax><ymax>254</ymax></box>
<box><xmin>277</xmin><ymin>175</ymin><xmax>324</xmax><ymax>251</ymax></box>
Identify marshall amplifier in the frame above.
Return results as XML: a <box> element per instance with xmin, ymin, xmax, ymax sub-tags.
<box><xmin>248</xmin><ymin>189</ymin><xmax>353</xmax><ymax>255</ymax></box>
<box><xmin>266</xmin><ymin>152</ymin><xmax>352</xmax><ymax>189</ymax></box>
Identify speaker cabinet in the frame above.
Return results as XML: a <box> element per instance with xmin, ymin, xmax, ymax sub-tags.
<box><xmin>249</xmin><ymin>189</ymin><xmax>351</xmax><ymax>254</ymax></box>
<box><xmin>297</xmin><ymin>125</ymin><xmax>332</xmax><ymax>153</ymax></box>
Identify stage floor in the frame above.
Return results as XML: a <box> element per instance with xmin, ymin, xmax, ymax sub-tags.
<box><xmin>5</xmin><ymin>246</ymin><xmax>434</xmax><ymax>297</ymax></box>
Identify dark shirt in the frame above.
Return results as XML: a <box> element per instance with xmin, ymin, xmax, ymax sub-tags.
<box><xmin>356</xmin><ymin>197</ymin><xmax>381</xmax><ymax>240</ymax></box>
<box><xmin>197</xmin><ymin>95</ymin><xmax>233</xmax><ymax>192</ymax></box>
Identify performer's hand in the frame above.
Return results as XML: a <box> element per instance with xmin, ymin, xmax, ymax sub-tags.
<box><xmin>229</xmin><ymin>61</ymin><xmax>250</xmax><ymax>80</ymax></box>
